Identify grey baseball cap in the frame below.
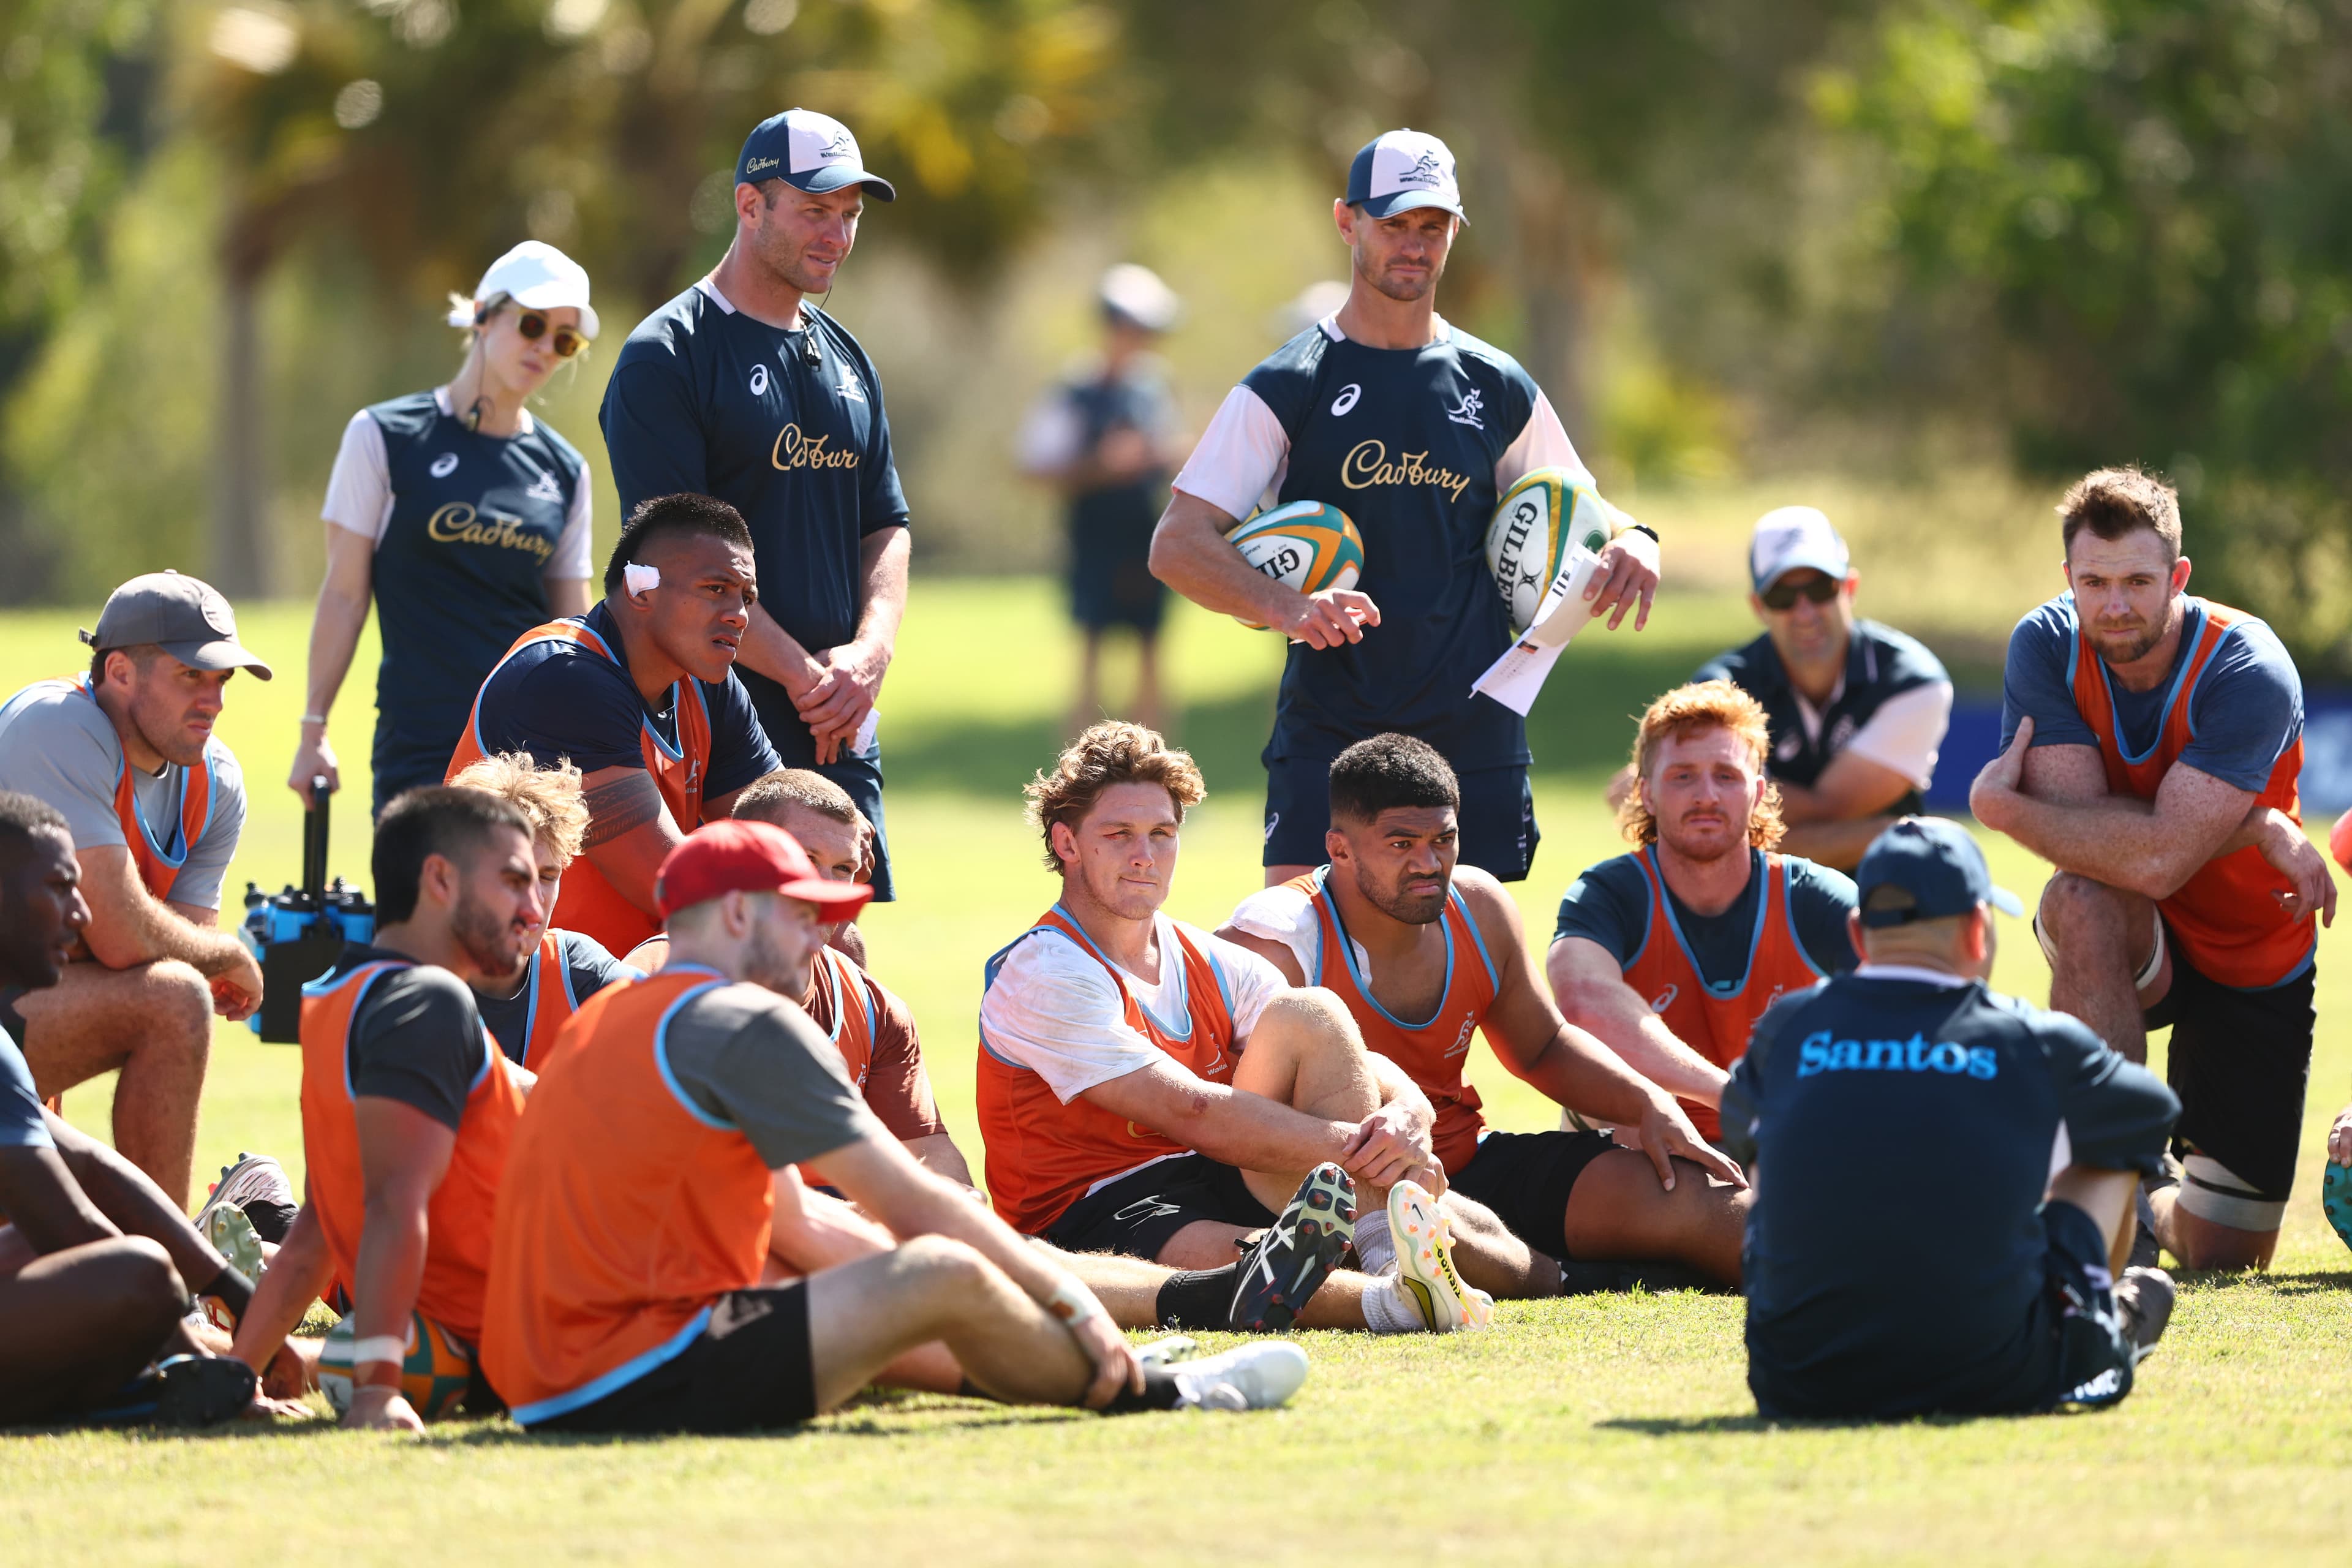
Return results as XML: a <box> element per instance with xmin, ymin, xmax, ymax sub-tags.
<box><xmin>80</xmin><ymin>571</ymin><xmax>273</xmax><ymax>680</ymax></box>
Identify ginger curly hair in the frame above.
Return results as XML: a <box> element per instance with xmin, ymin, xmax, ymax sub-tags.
<box><xmin>1616</xmin><ymin>680</ymin><xmax>1785</xmax><ymax>850</ymax></box>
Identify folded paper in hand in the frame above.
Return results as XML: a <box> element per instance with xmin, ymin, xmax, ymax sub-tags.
<box><xmin>1469</xmin><ymin>545</ymin><xmax>1606</xmax><ymax>717</ymax></box>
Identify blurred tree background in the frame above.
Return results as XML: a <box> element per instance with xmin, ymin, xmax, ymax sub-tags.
<box><xmin>4</xmin><ymin>0</ymin><xmax>2351</xmax><ymax>668</ymax></box>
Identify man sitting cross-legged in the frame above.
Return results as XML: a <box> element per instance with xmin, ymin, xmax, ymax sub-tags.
<box><xmin>1222</xmin><ymin>734</ymin><xmax>1751</xmax><ymax>1294</ymax></box>
<box><xmin>448</xmin><ymin>752</ymin><xmax>639</xmax><ymax>1071</ymax></box>
<box><xmin>1548</xmin><ymin>681</ymin><xmax>1861</xmax><ymax>1146</ymax></box>
<box><xmin>0</xmin><ymin>793</ymin><xmax>279</xmax><ymax>1427</ymax></box>
<box><xmin>228</xmin><ymin>786</ymin><xmax>546</xmax><ymax>1431</ymax></box>
<box><xmin>979</xmin><ymin>722</ymin><xmax>1485</xmax><ymax>1335</ymax></box>
<box><xmin>1972</xmin><ymin>467</ymin><xmax>2334</xmax><ymax>1270</ymax></box>
<box><xmin>483</xmin><ymin>820</ymin><xmax>1307</xmax><ymax>1432</ymax></box>
<box><xmin>1724</xmin><ymin>818</ymin><xmax>2179</xmax><ymax>1419</ymax></box>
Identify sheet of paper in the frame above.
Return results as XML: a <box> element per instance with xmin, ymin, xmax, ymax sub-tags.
<box><xmin>1469</xmin><ymin>545</ymin><xmax>1606</xmax><ymax>717</ymax></box>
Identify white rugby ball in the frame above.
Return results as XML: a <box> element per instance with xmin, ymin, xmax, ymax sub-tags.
<box><xmin>1485</xmin><ymin>467</ymin><xmax>1614</xmax><ymax>633</ymax></box>
<box><xmin>1224</xmin><ymin>500</ymin><xmax>1366</xmax><ymax>631</ymax></box>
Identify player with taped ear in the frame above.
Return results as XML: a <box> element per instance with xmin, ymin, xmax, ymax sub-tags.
<box><xmin>447</xmin><ymin>495</ymin><xmax>783</xmax><ymax>957</ymax></box>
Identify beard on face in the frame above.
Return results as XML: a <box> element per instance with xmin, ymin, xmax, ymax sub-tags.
<box><xmin>2090</xmin><ymin>617</ymin><xmax>2164</xmax><ymax>666</ymax></box>
<box><xmin>1355</xmin><ymin>861</ymin><xmax>1447</xmax><ymax>925</ymax></box>
<box><xmin>742</xmin><ymin>914</ymin><xmax>813</xmax><ymax>998</ymax></box>
<box><xmin>451</xmin><ymin>889</ymin><xmax>527</xmax><ymax>978</ymax></box>
<box><xmin>1661</xmin><ymin>809</ymin><xmax>1746</xmax><ymax>865</ymax></box>
<box><xmin>129</xmin><ymin>689</ymin><xmax>207</xmax><ymax>769</ymax></box>
<box><xmin>750</xmin><ymin>212</ymin><xmax>835</xmax><ymax>295</ymax></box>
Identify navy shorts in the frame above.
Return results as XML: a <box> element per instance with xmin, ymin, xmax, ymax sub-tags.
<box><xmin>1447</xmin><ymin>1129</ymin><xmax>1621</xmax><ymax>1261</ymax></box>
<box><xmin>1042</xmin><ymin>1155</ymin><xmax>1276</xmax><ymax>1262</ymax></box>
<box><xmin>527</xmin><ymin>1284</ymin><xmax>816</xmax><ymax>1434</ymax></box>
<box><xmin>1263</xmin><ymin>756</ymin><xmax>1539</xmax><ymax>881</ymax></box>
<box><xmin>2144</xmin><ymin>941</ymin><xmax>2313</xmax><ymax>1204</ymax></box>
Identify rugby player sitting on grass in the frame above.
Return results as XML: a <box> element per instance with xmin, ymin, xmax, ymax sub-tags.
<box><xmin>482</xmin><ymin>820</ymin><xmax>1308</xmax><ymax>1432</ymax></box>
<box><xmin>448</xmin><ymin>752</ymin><xmax>639</xmax><ymax>1071</ymax></box>
<box><xmin>1222</xmin><ymin>735</ymin><xmax>1751</xmax><ymax>1296</ymax></box>
<box><xmin>636</xmin><ymin>772</ymin><xmax>1397</xmax><ymax>1344</ymax></box>
<box><xmin>1723</xmin><ymin>818</ymin><xmax>2179</xmax><ymax>1419</ymax></box>
<box><xmin>230</xmin><ymin>788</ymin><xmax>544</xmax><ymax>1431</ymax></box>
<box><xmin>978</xmin><ymin>722</ymin><xmax>1486</xmax><ymax>1335</ymax></box>
<box><xmin>0</xmin><ymin>793</ymin><xmax>287</xmax><ymax>1428</ymax></box>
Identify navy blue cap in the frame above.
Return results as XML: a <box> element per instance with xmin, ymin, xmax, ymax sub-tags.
<box><xmin>736</xmin><ymin>109</ymin><xmax>896</xmax><ymax>201</ymax></box>
<box><xmin>1855</xmin><ymin>817</ymin><xmax>2024</xmax><ymax>927</ymax></box>
<box><xmin>1345</xmin><ymin>128</ymin><xmax>1465</xmax><ymax>221</ymax></box>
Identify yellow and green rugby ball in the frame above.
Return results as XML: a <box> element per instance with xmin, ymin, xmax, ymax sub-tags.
<box><xmin>1224</xmin><ymin>500</ymin><xmax>1366</xmax><ymax>630</ymax></box>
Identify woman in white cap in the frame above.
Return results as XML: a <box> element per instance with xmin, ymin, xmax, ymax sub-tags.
<box><xmin>292</xmin><ymin>241</ymin><xmax>600</xmax><ymax>816</ymax></box>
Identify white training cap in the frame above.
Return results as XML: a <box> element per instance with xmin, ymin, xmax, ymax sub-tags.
<box><xmin>1098</xmin><ymin>263</ymin><xmax>1182</xmax><ymax>333</ymax></box>
<box><xmin>447</xmin><ymin>240</ymin><xmax>599</xmax><ymax>341</ymax></box>
<box><xmin>1749</xmin><ymin>506</ymin><xmax>1852</xmax><ymax>590</ymax></box>
<box><xmin>1346</xmin><ymin>127</ymin><xmax>1466</xmax><ymax>221</ymax></box>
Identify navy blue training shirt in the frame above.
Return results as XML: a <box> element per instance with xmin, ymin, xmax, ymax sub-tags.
<box><xmin>347</xmin><ymin>391</ymin><xmax>589</xmax><ymax>802</ymax></box>
<box><xmin>600</xmin><ymin>281</ymin><xmax>910</xmax><ymax>760</ymax></box>
<box><xmin>1697</xmin><ymin>619</ymin><xmax>1950</xmax><ymax>813</ymax></box>
<box><xmin>2000</xmin><ymin>595</ymin><xmax>2302</xmax><ymax>792</ymax></box>
<box><xmin>1</xmin><ymin>1024</ymin><xmax>52</xmax><ymax>1150</ymax></box>
<box><xmin>467</xmin><ymin>602</ymin><xmax>778</xmax><ymax>797</ymax></box>
<box><xmin>1196</xmin><ymin>320</ymin><xmax>1560</xmax><ymax>772</ymax></box>
<box><xmin>1553</xmin><ymin>849</ymin><xmax>1860</xmax><ymax>984</ymax></box>
<box><xmin>1720</xmin><ymin>968</ymin><xmax>2177</xmax><ymax>1419</ymax></box>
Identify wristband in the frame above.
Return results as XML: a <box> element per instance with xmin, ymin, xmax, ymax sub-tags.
<box><xmin>1618</xmin><ymin>522</ymin><xmax>1660</xmax><ymax>543</ymax></box>
<box><xmin>299</xmin><ymin>713</ymin><xmax>329</xmax><ymax>726</ymax></box>
<box><xmin>1042</xmin><ymin>1278</ymin><xmax>1105</xmax><ymax>1331</ymax></box>
<box><xmin>350</xmin><ymin>1335</ymin><xmax>407</xmax><ymax>1370</ymax></box>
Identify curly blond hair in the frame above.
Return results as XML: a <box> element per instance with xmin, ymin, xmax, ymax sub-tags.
<box><xmin>1025</xmin><ymin>722</ymin><xmax>1206</xmax><ymax>872</ymax></box>
<box><xmin>1616</xmin><ymin>680</ymin><xmax>1785</xmax><ymax>850</ymax></box>
<box><xmin>448</xmin><ymin>752</ymin><xmax>590</xmax><ymax>866</ymax></box>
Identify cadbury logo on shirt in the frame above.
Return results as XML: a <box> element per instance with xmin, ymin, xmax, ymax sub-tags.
<box><xmin>1340</xmin><ymin>440</ymin><xmax>1472</xmax><ymax>502</ymax></box>
<box><xmin>427</xmin><ymin>503</ymin><xmax>556</xmax><ymax>562</ymax></box>
<box><xmin>771</xmin><ymin>423</ymin><xmax>861</xmax><ymax>473</ymax></box>
<box><xmin>1795</xmin><ymin>1029</ymin><xmax>1998</xmax><ymax>1081</ymax></box>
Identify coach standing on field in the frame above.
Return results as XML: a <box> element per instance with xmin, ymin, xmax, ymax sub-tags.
<box><xmin>600</xmin><ymin>110</ymin><xmax>910</xmax><ymax>900</ymax></box>
<box><xmin>1150</xmin><ymin>129</ymin><xmax>1660</xmax><ymax>886</ymax></box>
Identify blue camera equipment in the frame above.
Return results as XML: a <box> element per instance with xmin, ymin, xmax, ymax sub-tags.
<box><xmin>240</xmin><ymin>777</ymin><xmax>374</xmax><ymax>1042</ymax></box>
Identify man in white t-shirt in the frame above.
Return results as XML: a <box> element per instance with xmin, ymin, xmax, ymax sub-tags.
<box><xmin>976</xmin><ymin>722</ymin><xmax>1493</xmax><ymax>1333</ymax></box>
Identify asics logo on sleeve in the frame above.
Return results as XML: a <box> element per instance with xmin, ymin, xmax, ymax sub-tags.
<box><xmin>429</xmin><ymin>452</ymin><xmax>459</xmax><ymax>478</ymax></box>
<box><xmin>1330</xmin><ymin>383</ymin><xmax>1361</xmax><ymax>416</ymax></box>
<box><xmin>749</xmin><ymin>363</ymin><xmax>770</xmax><ymax>397</ymax></box>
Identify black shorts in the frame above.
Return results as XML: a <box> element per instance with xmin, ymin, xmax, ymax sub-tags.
<box><xmin>1068</xmin><ymin>521</ymin><xmax>1167</xmax><ymax>634</ymax></box>
<box><xmin>1749</xmin><ymin>1199</ymin><xmax>2137</xmax><ymax>1419</ymax></box>
<box><xmin>2145</xmin><ymin>940</ymin><xmax>2314</xmax><ymax>1204</ymax></box>
<box><xmin>1263</xmin><ymin>757</ymin><xmax>1540</xmax><ymax>881</ymax></box>
<box><xmin>527</xmin><ymin>1285</ymin><xmax>816</xmax><ymax>1436</ymax></box>
<box><xmin>1042</xmin><ymin>1155</ymin><xmax>1275</xmax><ymax>1261</ymax></box>
<box><xmin>1447</xmin><ymin>1129</ymin><xmax>1621</xmax><ymax>1261</ymax></box>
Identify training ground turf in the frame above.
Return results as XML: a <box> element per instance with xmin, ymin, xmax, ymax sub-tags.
<box><xmin>2</xmin><ymin>579</ymin><xmax>2348</xmax><ymax>1566</ymax></box>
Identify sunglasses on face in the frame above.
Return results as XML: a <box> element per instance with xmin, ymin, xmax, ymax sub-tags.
<box><xmin>512</xmin><ymin>310</ymin><xmax>586</xmax><ymax>358</ymax></box>
<box><xmin>1759</xmin><ymin>574</ymin><xmax>1844</xmax><ymax>611</ymax></box>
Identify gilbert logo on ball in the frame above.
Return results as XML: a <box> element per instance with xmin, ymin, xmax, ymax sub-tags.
<box><xmin>1486</xmin><ymin>467</ymin><xmax>1611</xmax><ymax>634</ymax></box>
<box><xmin>1223</xmin><ymin>500</ymin><xmax>1365</xmax><ymax>630</ymax></box>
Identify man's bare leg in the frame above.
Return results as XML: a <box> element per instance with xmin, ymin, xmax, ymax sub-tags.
<box><xmin>2035</xmin><ymin>873</ymin><xmax>2166</xmax><ymax>1064</ymax></box>
<box><xmin>2048</xmin><ymin>1166</ymin><xmax>2140</xmax><ymax>1276</ymax></box>
<box><xmin>1229</xmin><ymin>989</ymin><xmax>1383</xmax><ymax>1210</ymax></box>
<box><xmin>0</xmin><ymin>1235</ymin><xmax>188</xmax><ymax>1424</ymax></box>
<box><xmin>2149</xmin><ymin>1177</ymin><xmax>2279</xmax><ymax>1271</ymax></box>
<box><xmin>804</xmin><ymin>1237</ymin><xmax>1092</xmax><ymax>1411</ymax></box>
<box><xmin>1560</xmin><ymin>1150</ymin><xmax>1747</xmax><ymax>1285</ymax></box>
<box><xmin>16</xmin><ymin>960</ymin><xmax>213</xmax><ymax>1208</ymax></box>
<box><xmin>1442</xmin><ymin>1195</ymin><xmax>1564</xmax><ymax>1298</ymax></box>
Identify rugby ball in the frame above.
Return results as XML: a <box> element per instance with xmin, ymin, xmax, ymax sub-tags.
<box><xmin>318</xmin><ymin>1310</ymin><xmax>475</xmax><ymax>1420</ymax></box>
<box><xmin>1485</xmin><ymin>467</ymin><xmax>1615</xmax><ymax>634</ymax></box>
<box><xmin>1224</xmin><ymin>500</ymin><xmax>1365</xmax><ymax>631</ymax></box>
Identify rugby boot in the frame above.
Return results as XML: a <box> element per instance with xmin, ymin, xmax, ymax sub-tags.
<box><xmin>1228</xmin><ymin>1163</ymin><xmax>1354</xmax><ymax>1332</ymax></box>
<box><xmin>1169</xmin><ymin>1342</ymin><xmax>1310</xmax><ymax>1411</ymax></box>
<box><xmin>2116</xmin><ymin>1266</ymin><xmax>2177</xmax><ymax>1363</ymax></box>
<box><xmin>1389</xmin><ymin>1179</ymin><xmax>1494</xmax><ymax>1332</ymax></box>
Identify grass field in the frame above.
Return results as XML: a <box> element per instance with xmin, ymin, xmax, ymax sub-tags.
<box><xmin>2</xmin><ymin>576</ymin><xmax>2349</xmax><ymax>1566</ymax></box>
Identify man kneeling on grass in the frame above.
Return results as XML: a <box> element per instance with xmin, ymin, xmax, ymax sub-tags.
<box><xmin>1722</xmin><ymin>818</ymin><xmax>2180</xmax><ymax>1420</ymax></box>
<box><xmin>482</xmin><ymin>820</ymin><xmax>1306</xmax><ymax>1433</ymax></box>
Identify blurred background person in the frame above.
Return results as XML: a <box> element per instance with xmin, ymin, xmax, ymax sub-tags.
<box><xmin>293</xmin><ymin>241</ymin><xmax>600</xmax><ymax>818</ymax></box>
<box><xmin>1694</xmin><ymin>507</ymin><xmax>1951</xmax><ymax>872</ymax></box>
<box><xmin>1017</xmin><ymin>264</ymin><xmax>1186</xmax><ymax>736</ymax></box>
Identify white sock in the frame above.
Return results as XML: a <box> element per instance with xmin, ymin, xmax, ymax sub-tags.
<box><xmin>1353</xmin><ymin>1202</ymin><xmax>1398</xmax><ymax>1276</ymax></box>
<box><xmin>1360</xmin><ymin>1276</ymin><xmax>1426</xmax><ymax>1335</ymax></box>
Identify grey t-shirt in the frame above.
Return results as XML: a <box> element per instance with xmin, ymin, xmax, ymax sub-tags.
<box><xmin>0</xmin><ymin>681</ymin><xmax>247</xmax><ymax>910</ymax></box>
<box><xmin>662</xmin><ymin>982</ymin><xmax>881</xmax><ymax>1170</ymax></box>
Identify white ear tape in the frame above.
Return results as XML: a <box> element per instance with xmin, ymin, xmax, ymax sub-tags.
<box><xmin>623</xmin><ymin>562</ymin><xmax>660</xmax><ymax>596</ymax></box>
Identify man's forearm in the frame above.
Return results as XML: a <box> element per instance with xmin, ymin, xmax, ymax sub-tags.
<box><xmin>350</xmin><ymin>1198</ymin><xmax>431</xmax><ymax>1346</ymax></box>
<box><xmin>1524</xmin><ymin>1026</ymin><xmax>1709</xmax><ymax>1124</ymax></box>
<box><xmin>1148</xmin><ymin>497</ymin><xmax>1298</xmax><ymax>625</ymax></box>
<box><xmin>1551</xmin><ymin>960</ymin><xmax>1729</xmax><ymax>1106</ymax></box>
<box><xmin>89</xmin><ymin>898</ymin><xmax>246</xmax><ymax>976</ymax></box>
<box><xmin>230</xmin><ymin>1205</ymin><xmax>333</xmax><ymax>1372</ymax></box>
<box><xmin>736</xmin><ymin>601</ymin><xmax>821</xmax><ymax>692</ymax></box>
<box><xmin>853</xmin><ymin>526</ymin><xmax>910</xmax><ymax>652</ymax></box>
<box><xmin>1997</xmin><ymin>791</ymin><xmax>2210</xmax><ymax>899</ymax></box>
<box><xmin>47</xmin><ymin>1117</ymin><xmax>220</xmax><ymax>1284</ymax></box>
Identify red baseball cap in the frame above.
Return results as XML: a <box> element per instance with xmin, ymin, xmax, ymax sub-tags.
<box><xmin>655</xmin><ymin>819</ymin><xmax>872</xmax><ymax>923</ymax></box>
